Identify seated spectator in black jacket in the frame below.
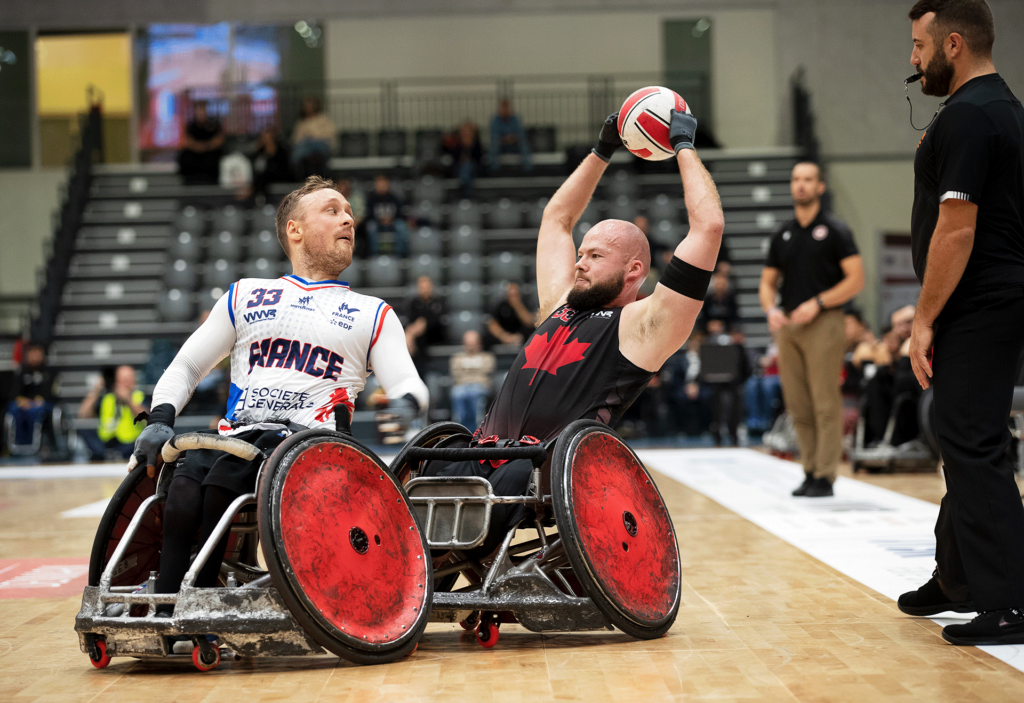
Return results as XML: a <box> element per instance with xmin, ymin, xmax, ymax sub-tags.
<box><xmin>365</xmin><ymin>174</ymin><xmax>409</xmax><ymax>256</ymax></box>
<box><xmin>249</xmin><ymin>126</ymin><xmax>292</xmax><ymax>199</ymax></box>
<box><xmin>855</xmin><ymin>305</ymin><xmax>919</xmax><ymax>447</ymax></box>
<box><xmin>700</xmin><ymin>320</ymin><xmax>752</xmax><ymax>446</ymax></box>
<box><xmin>404</xmin><ymin>276</ymin><xmax>448</xmax><ymax>374</ymax></box>
<box><xmin>700</xmin><ymin>270</ymin><xmax>739</xmax><ymax>332</ymax></box>
<box><xmin>6</xmin><ymin>343</ymin><xmax>57</xmax><ymax>450</ymax></box>
<box><xmin>444</xmin><ymin>121</ymin><xmax>484</xmax><ymax>198</ymax></box>
<box><xmin>485</xmin><ymin>282</ymin><xmax>534</xmax><ymax>348</ymax></box>
<box><xmin>178</xmin><ymin>101</ymin><xmax>224</xmax><ymax>184</ymax></box>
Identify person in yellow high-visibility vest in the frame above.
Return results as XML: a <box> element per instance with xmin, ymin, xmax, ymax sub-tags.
<box><xmin>78</xmin><ymin>366</ymin><xmax>148</xmax><ymax>461</ymax></box>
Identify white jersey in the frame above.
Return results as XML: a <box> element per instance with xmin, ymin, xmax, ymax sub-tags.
<box><xmin>224</xmin><ymin>275</ymin><xmax>390</xmax><ymax>427</ymax></box>
<box><xmin>152</xmin><ymin>274</ymin><xmax>427</xmax><ymax>433</ymax></box>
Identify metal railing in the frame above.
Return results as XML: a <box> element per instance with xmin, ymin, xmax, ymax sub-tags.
<box><xmin>30</xmin><ymin>104</ymin><xmax>104</xmax><ymax>346</ymax></box>
<box><xmin>176</xmin><ymin>71</ymin><xmax>710</xmax><ymax>152</ymax></box>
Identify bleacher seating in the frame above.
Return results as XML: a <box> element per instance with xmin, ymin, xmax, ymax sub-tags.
<box><xmin>46</xmin><ymin>148</ymin><xmax>798</xmax><ymax>435</ymax></box>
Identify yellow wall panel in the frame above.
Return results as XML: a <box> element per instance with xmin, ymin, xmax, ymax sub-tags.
<box><xmin>36</xmin><ymin>34</ymin><xmax>131</xmax><ymax>115</ymax></box>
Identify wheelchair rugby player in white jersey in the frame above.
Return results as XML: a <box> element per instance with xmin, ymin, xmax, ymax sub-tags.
<box><xmin>127</xmin><ymin>176</ymin><xmax>428</xmax><ymax>618</ymax></box>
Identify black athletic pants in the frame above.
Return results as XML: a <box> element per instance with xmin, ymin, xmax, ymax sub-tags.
<box><xmin>932</xmin><ymin>283</ymin><xmax>1024</xmax><ymax>610</ymax></box>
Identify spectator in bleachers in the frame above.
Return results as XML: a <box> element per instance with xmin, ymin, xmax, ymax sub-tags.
<box><xmin>634</xmin><ymin>215</ymin><xmax>668</xmax><ymax>263</ymax></box>
<box><xmin>249</xmin><ymin>125</ymin><xmax>292</xmax><ymax>201</ymax></box>
<box><xmin>489</xmin><ymin>99</ymin><xmax>532</xmax><ymax>172</ymax></box>
<box><xmin>744</xmin><ymin>342</ymin><xmax>782</xmax><ymax>437</ymax></box>
<box><xmin>404</xmin><ymin>276</ymin><xmax>448</xmax><ymax>373</ymax></box>
<box><xmin>291</xmin><ymin>96</ymin><xmax>336</xmax><ymax>180</ymax></box>
<box><xmin>178</xmin><ymin>101</ymin><xmax>224</xmax><ymax>184</ymax></box>
<box><xmin>444</xmin><ymin>120</ymin><xmax>484</xmax><ymax>197</ymax></box>
<box><xmin>485</xmin><ymin>282</ymin><xmax>534</xmax><ymax>348</ymax></box>
<box><xmin>856</xmin><ymin>305</ymin><xmax>920</xmax><ymax>447</ymax></box>
<box><xmin>700</xmin><ymin>320</ymin><xmax>752</xmax><ymax>446</ymax></box>
<box><xmin>77</xmin><ymin>365</ymin><xmax>148</xmax><ymax>461</ymax></box>
<box><xmin>365</xmin><ymin>174</ymin><xmax>409</xmax><ymax>256</ymax></box>
<box><xmin>841</xmin><ymin>306</ymin><xmax>875</xmax><ymax>398</ymax></box>
<box><xmin>336</xmin><ymin>178</ymin><xmax>368</xmax><ymax>257</ymax></box>
<box><xmin>666</xmin><ymin>333</ymin><xmax>712</xmax><ymax>437</ymax></box>
<box><xmin>449</xmin><ymin>330</ymin><xmax>496</xmax><ymax>430</ymax></box>
<box><xmin>700</xmin><ymin>270</ymin><xmax>739</xmax><ymax>332</ymax></box>
<box><xmin>6</xmin><ymin>343</ymin><xmax>57</xmax><ymax>451</ymax></box>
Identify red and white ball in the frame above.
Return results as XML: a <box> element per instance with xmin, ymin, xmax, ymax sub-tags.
<box><xmin>617</xmin><ymin>86</ymin><xmax>690</xmax><ymax>161</ymax></box>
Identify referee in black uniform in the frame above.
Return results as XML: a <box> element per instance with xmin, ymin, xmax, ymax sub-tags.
<box><xmin>897</xmin><ymin>0</ymin><xmax>1024</xmax><ymax>646</ymax></box>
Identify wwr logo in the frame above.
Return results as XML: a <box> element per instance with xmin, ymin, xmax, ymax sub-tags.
<box><xmin>299</xmin><ymin>296</ymin><xmax>312</xmax><ymax>306</ymax></box>
<box><xmin>243</xmin><ymin>309</ymin><xmax>277</xmax><ymax>324</ymax></box>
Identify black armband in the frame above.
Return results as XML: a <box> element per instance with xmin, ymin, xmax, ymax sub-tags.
<box><xmin>660</xmin><ymin>256</ymin><xmax>714</xmax><ymax>300</ymax></box>
<box><xmin>143</xmin><ymin>402</ymin><xmax>176</xmax><ymax>428</ymax></box>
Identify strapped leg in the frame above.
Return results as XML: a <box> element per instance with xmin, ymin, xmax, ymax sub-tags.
<box><xmin>154</xmin><ymin>475</ymin><xmax>203</xmax><ymax>612</ymax></box>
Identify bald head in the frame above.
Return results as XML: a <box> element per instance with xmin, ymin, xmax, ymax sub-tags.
<box><xmin>571</xmin><ymin>219</ymin><xmax>652</xmax><ymax>310</ymax></box>
<box><xmin>582</xmin><ymin>219</ymin><xmax>651</xmax><ymax>277</ymax></box>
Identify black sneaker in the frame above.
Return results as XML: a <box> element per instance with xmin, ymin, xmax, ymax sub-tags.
<box><xmin>942</xmin><ymin>608</ymin><xmax>1024</xmax><ymax>646</ymax></box>
<box><xmin>791</xmin><ymin>474</ymin><xmax>813</xmax><ymax>496</ymax></box>
<box><xmin>803</xmin><ymin>476</ymin><xmax>834</xmax><ymax>498</ymax></box>
<box><xmin>898</xmin><ymin>570</ymin><xmax>974</xmax><ymax>616</ymax></box>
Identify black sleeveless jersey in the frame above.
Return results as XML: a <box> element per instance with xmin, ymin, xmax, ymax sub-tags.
<box><xmin>477</xmin><ymin>304</ymin><xmax>655</xmax><ymax>443</ymax></box>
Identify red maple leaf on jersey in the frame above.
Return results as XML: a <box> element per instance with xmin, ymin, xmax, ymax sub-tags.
<box><xmin>522</xmin><ymin>325</ymin><xmax>590</xmax><ymax>385</ymax></box>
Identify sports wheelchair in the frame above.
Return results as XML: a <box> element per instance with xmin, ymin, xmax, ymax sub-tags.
<box><xmin>75</xmin><ymin>420</ymin><xmax>681</xmax><ymax>669</ymax></box>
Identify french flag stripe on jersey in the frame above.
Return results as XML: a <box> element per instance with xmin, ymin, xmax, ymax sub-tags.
<box><xmin>367</xmin><ymin>303</ymin><xmax>391</xmax><ymax>363</ymax></box>
<box><xmin>228</xmin><ymin>282</ymin><xmax>237</xmax><ymax>326</ymax></box>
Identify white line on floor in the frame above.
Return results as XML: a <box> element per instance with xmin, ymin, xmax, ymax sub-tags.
<box><xmin>636</xmin><ymin>447</ymin><xmax>1024</xmax><ymax>675</ymax></box>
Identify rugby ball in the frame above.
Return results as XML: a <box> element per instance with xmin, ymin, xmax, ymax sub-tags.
<box><xmin>617</xmin><ymin>86</ymin><xmax>690</xmax><ymax>161</ymax></box>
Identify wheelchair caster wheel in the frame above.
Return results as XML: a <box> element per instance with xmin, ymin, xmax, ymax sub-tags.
<box><xmin>89</xmin><ymin>639</ymin><xmax>111</xmax><ymax>669</ymax></box>
<box><xmin>192</xmin><ymin>642</ymin><xmax>221</xmax><ymax>672</ymax></box>
<box><xmin>475</xmin><ymin>621</ymin><xmax>499</xmax><ymax>649</ymax></box>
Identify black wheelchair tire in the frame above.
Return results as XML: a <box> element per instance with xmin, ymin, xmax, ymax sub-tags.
<box><xmin>87</xmin><ymin>464</ymin><xmax>162</xmax><ymax>588</ymax></box>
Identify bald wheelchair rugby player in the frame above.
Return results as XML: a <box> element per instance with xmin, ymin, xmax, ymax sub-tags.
<box><xmin>127</xmin><ymin>177</ymin><xmax>429</xmax><ymax>613</ymax></box>
<box><xmin>424</xmin><ymin>108</ymin><xmax>723</xmax><ymax>552</ymax></box>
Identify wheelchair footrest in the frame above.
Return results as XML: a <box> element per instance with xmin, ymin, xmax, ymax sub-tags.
<box><xmin>75</xmin><ymin>584</ymin><xmax>325</xmax><ymax>659</ymax></box>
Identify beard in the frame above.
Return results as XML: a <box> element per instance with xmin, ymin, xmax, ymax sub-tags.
<box><xmin>920</xmin><ymin>47</ymin><xmax>955</xmax><ymax>97</ymax></box>
<box><xmin>566</xmin><ymin>271</ymin><xmax>625</xmax><ymax>312</ymax></box>
<box><xmin>299</xmin><ymin>238</ymin><xmax>352</xmax><ymax>278</ymax></box>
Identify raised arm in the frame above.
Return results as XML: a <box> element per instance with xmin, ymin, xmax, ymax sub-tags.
<box><xmin>620</xmin><ymin>111</ymin><xmax>724</xmax><ymax>371</ymax></box>
<box><xmin>535</xmin><ymin>114</ymin><xmax>622</xmax><ymax>319</ymax></box>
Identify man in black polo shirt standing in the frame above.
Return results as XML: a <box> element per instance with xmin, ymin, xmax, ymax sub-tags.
<box><xmin>896</xmin><ymin>0</ymin><xmax>1024</xmax><ymax>646</ymax></box>
<box><xmin>759</xmin><ymin>162</ymin><xmax>864</xmax><ymax>497</ymax></box>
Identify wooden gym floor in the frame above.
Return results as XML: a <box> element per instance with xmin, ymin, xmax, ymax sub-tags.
<box><xmin>1</xmin><ymin>453</ymin><xmax>1023</xmax><ymax>703</ymax></box>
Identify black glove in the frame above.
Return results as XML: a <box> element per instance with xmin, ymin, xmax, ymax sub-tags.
<box><xmin>129</xmin><ymin>403</ymin><xmax>175</xmax><ymax>475</ymax></box>
<box><xmin>375</xmin><ymin>393</ymin><xmax>420</xmax><ymax>445</ymax></box>
<box><xmin>592</xmin><ymin>112</ymin><xmax>622</xmax><ymax>162</ymax></box>
<box><xmin>669</xmin><ymin>109</ymin><xmax>698</xmax><ymax>152</ymax></box>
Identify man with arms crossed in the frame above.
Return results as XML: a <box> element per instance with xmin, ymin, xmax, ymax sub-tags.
<box><xmin>426</xmin><ymin>108</ymin><xmax>724</xmax><ymax>549</ymax></box>
<box><xmin>128</xmin><ymin>177</ymin><xmax>428</xmax><ymax>614</ymax></box>
<box><xmin>897</xmin><ymin>0</ymin><xmax>1024</xmax><ymax>646</ymax></box>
